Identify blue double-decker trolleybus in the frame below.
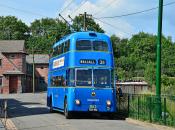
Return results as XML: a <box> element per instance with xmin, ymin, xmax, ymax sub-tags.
<box><xmin>47</xmin><ymin>31</ymin><xmax>116</xmax><ymax>118</ymax></box>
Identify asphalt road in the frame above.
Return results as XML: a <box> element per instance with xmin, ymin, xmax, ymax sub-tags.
<box><xmin>0</xmin><ymin>93</ymin><xmax>159</xmax><ymax>130</ymax></box>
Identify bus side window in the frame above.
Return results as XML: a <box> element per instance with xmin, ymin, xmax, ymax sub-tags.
<box><xmin>61</xmin><ymin>76</ymin><xmax>66</xmax><ymax>87</ymax></box>
<box><xmin>51</xmin><ymin>77</ymin><xmax>55</xmax><ymax>86</ymax></box>
<box><xmin>67</xmin><ymin>40</ymin><xmax>70</xmax><ymax>51</ymax></box>
<box><xmin>51</xmin><ymin>76</ymin><xmax>61</xmax><ymax>87</ymax></box>
<box><xmin>53</xmin><ymin>47</ymin><xmax>58</xmax><ymax>57</ymax></box>
<box><xmin>51</xmin><ymin>76</ymin><xmax>58</xmax><ymax>86</ymax></box>
<box><xmin>61</xmin><ymin>43</ymin><xmax>64</xmax><ymax>54</ymax></box>
<box><xmin>64</xmin><ymin>40</ymin><xmax>70</xmax><ymax>52</ymax></box>
<box><xmin>58</xmin><ymin>45</ymin><xmax>61</xmax><ymax>55</ymax></box>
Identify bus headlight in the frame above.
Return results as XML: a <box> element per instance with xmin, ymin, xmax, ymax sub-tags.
<box><xmin>75</xmin><ymin>99</ymin><xmax>80</xmax><ymax>105</ymax></box>
<box><xmin>106</xmin><ymin>100</ymin><xmax>111</xmax><ymax>106</ymax></box>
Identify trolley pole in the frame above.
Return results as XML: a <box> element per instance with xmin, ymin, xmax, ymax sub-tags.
<box><xmin>79</xmin><ymin>12</ymin><xmax>92</xmax><ymax>31</ymax></box>
<box><xmin>156</xmin><ymin>0</ymin><xmax>163</xmax><ymax>119</ymax></box>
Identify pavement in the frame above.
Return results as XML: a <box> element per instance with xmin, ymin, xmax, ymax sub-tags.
<box><xmin>0</xmin><ymin>120</ymin><xmax>5</xmax><ymax>130</ymax></box>
<box><xmin>0</xmin><ymin>93</ymin><xmax>166</xmax><ymax>130</ymax></box>
<box><xmin>0</xmin><ymin>99</ymin><xmax>5</xmax><ymax>130</ymax></box>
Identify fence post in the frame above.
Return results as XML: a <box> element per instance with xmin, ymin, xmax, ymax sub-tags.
<box><xmin>118</xmin><ymin>95</ymin><xmax>120</xmax><ymax>112</ymax></box>
<box><xmin>163</xmin><ymin>97</ymin><xmax>166</xmax><ymax>125</ymax></box>
<box><xmin>128</xmin><ymin>94</ymin><xmax>130</xmax><ymax>117</ymax></box>
<box><xmin>4</xmin><ymin>100</ymin><xmax>7</xmax><ymax>128</ymax></box>
<box><xmin>149</xmin><ymin>97</ymin><xmax>152</xmax><ymax>123</ymax></box>
<box><xmin>138</xmin><ymin>96</ymin><xmax>140</xmax><ymax>119</ymax></box>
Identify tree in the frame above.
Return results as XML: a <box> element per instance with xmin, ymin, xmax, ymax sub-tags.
<box><xmin>113</xmin><ymin>31</ymin><xmax>175</xmax><ymax>91</ymax></box>
<box><xmin>144</xmin><ymin>62</ymin><xmax>156</xmax><ymax>87</ymax></box>
<box><xmin>26</xmin><ymin>18</ymin><xmax>70</xmax><ymax>54</ymax></box>
<box><xmin>72</xmin><ymin>15</ymin><xmax>104</xmax><ymax>33</ymax></box>
<box><xmin>0</xmin><ymin>16</ymin><xmax>29</xmax><ymax>40</ymax></box>
<box><xmin>110</xmin><ymin>35</ymin><xmax>120</xmax><ymax>57</ymax></box>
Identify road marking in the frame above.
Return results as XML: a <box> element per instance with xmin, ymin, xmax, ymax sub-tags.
<box><xmin>22</xmin><ymin>105</ymin><xmax>45</xmax><ymax>108</ymax></box>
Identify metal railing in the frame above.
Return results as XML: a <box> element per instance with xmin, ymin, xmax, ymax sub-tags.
<box><xmin>117</xmin><ymin>93</ymin><xmax>175</xmax><ymax>127</ymax></box>
<box><xmin>0</xmin><ymin>99</ymin><xmax>8</xmax><ymax>128</ymax></box>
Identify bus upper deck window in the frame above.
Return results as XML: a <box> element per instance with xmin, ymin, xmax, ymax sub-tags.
<box><xmin>58</xmin><ymin>45</ymin><xmax>62</xmax><ymax>55</ymax></box>
<box><xmin>53</xmin><ymin>47</ymin><xmax>58</xmax><ymax>56</ymax></box>
<box><xmin>76</xmin><ymin>40</ymin><xmax>91</xmax><ymax>51</ymax></box>
<box><xmin>93</xmin><ymin>41</ymin><xmax>108</xmax><ymax>52</ymax></box>
<box><xmin>64</xmin><ymin>40</ymin><xmax>70</xmax><ymax>52</ymax></box>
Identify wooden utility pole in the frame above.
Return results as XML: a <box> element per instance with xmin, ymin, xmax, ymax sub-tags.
<box><xmin>79</xmin><ymin>12</ymin><xmax>92</xmax><ymax>31</ymax></box>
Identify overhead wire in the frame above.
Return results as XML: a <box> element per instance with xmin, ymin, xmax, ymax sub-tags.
<box><xmin>96</xmin><ymin>1</ymin><xmax>175</xmax><ymax>19</ymax></box>
<box><xmin>93</xmin><ymin>17</ymin><xmax>132</xmax><ymax>36</ymax></box>
<box><xmin>1</xmin><ymin>0</ymin><xmax>174</xmax><ymax>38</ymax></box>
<box><xmin>92</xmin><ymin>1</ymin><xmax>175</xmax><ymax>37</ymax></box>
<box><xmin>66</xmin><ymin>0</ymin><xmax>88</xmax><ymax>21</ymax></box>
<box><xmin>0</xmin><ymin>4</ymin><xmax>47</xmax><ymax>17</ymax></box>
<box><xmin>71</xmin><ymin>0</ymin><xmax>88</xmax><ymax>16</ymax></box>
<box><xmin>93</xmin><ymin>0</ymin><xmax>117</xmax><ymax>16</ymax></box>
<box><xmin>59</xmin><ymin>0</ymin><xmax>74</xmax><ymax>14</ymax></box>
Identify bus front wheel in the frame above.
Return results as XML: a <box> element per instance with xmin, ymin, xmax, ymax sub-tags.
<box><xmin>64</xmin><ymin>99</ymin><xmax>71</xmax><ymax>119</ymax></box>
<box><xmin>49</xmin><ymin>97</ymin><xmax>54</xmax><ymax>113</ymax></box>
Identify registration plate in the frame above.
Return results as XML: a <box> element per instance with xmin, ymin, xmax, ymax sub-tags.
<box><xmin>89</xmin><ymin>105</ymin><xmax>98</xmax><ymax>111</ymax></box>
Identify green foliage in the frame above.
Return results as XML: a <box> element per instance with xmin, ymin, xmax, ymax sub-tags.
<box><xmin>0</xmin><ymin>16</ymin><xmax>29</xmax><ymax>40</ymax></box>
<box><xmin>128</xmin><ymin>94</ymin><xmax>175</xmax><ymax>126</ymax></box>
<box><xmin>112</xmin><ymin>32</ymin><xmax>175</xmax><ymax>94</ymax></box>
<box><xmin>144</xmin><ymin>62</ymin><xmax>156</xmax><ymax>86</ymax></box>
<box><xmin>26</xmin><ymin>18</ymin><xmax>71</xmax><ymax>54</ymax></box>
<box><xmin>0</xmin><ymin>16</ymin><xmax>104</xmax><ymax>54</ymax></box>
<box><xmin>161</xmin><ymin>75</ymin><xmax>175</xmax><ymax>95</ymax></box>
<box><xmin>111</xmin><ymin>35</ymin><xmax>128</xmax><ymax>58</ymax></box>
<box><xmin>0</xmin><ymin>16</ymin><xmax>174</xmax><ymax>94</ymax></box>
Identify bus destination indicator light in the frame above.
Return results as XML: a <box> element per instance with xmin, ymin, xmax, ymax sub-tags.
<box><xmin>80</xmin><ymin>59</ymin><xmax>96</xmax><ymax>64</ymax></box>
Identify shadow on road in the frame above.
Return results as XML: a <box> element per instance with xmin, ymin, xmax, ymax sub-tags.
<box><xmin>5</xmin><ymin>99</ymin><xmax>49</xmax><ymax>118</ymax></box>
<box><xmin>54</xmin><ymin>111</ymin><xmax>128</xmax><ymax>120</ymax></box>
<box><xmin>5</xmin><ymin>98</ymin><xmax>128</xmax><ymax>120</ymax></box>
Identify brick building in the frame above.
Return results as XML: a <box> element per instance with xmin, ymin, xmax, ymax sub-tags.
<box><xmin>26</xmin><ymin>54</ymin><xmax>49</xmax><ymax>92</ymax></box>
<box><xmin>0</xmin><ymin>40</ymin><xmax>26</xmax><ymax>94</ymax></box>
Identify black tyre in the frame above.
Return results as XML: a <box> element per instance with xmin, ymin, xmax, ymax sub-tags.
<box><xmin>109</xmin><ymin>113</ymin><xmax>115</xmax><ymax>119</ymax></box>
<box><xmin>49</xmin><ymin>97</ymin><xmax>54</xmax><ymax>113</ymax></box>
<box><xmin>64</xmin><ymin>99</ymin><xmax>71</xmax><ymax>119</ymax></box>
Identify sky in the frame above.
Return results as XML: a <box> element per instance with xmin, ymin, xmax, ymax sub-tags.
<box><xmin>0</xmin><ymin>0</ymin><xmax>174</xmax><ymax>41</ymax></box>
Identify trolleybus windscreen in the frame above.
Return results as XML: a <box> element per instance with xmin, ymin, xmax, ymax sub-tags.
<box><xmin>76</xmin><ymin>69</ymin><xmax>92</xmax><ymax>86</ymax></box>
<box><xmin>93</xmin><ymin>69</ymin><xmax>110</xmax><ymax>88</ymax></box>
<box><xmin>76</xmin><ymin>69</ymin><xmax>111</xmax><ymax>88</ymax></box>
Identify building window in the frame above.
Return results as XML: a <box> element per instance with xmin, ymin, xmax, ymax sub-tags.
<box><xmin>0</xmin><ymin>77</ymin><xmax>2</xmax><ymax>87</ymax></box>
<box><xmin>9</xmin><ymin>54</ymin><xmax>15</xmax><ymax>59</ymax></box>
<box><xmin>39</xmin><ymin>77</ymin><xmax>45</xmax><ymax>84</ymax></box>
